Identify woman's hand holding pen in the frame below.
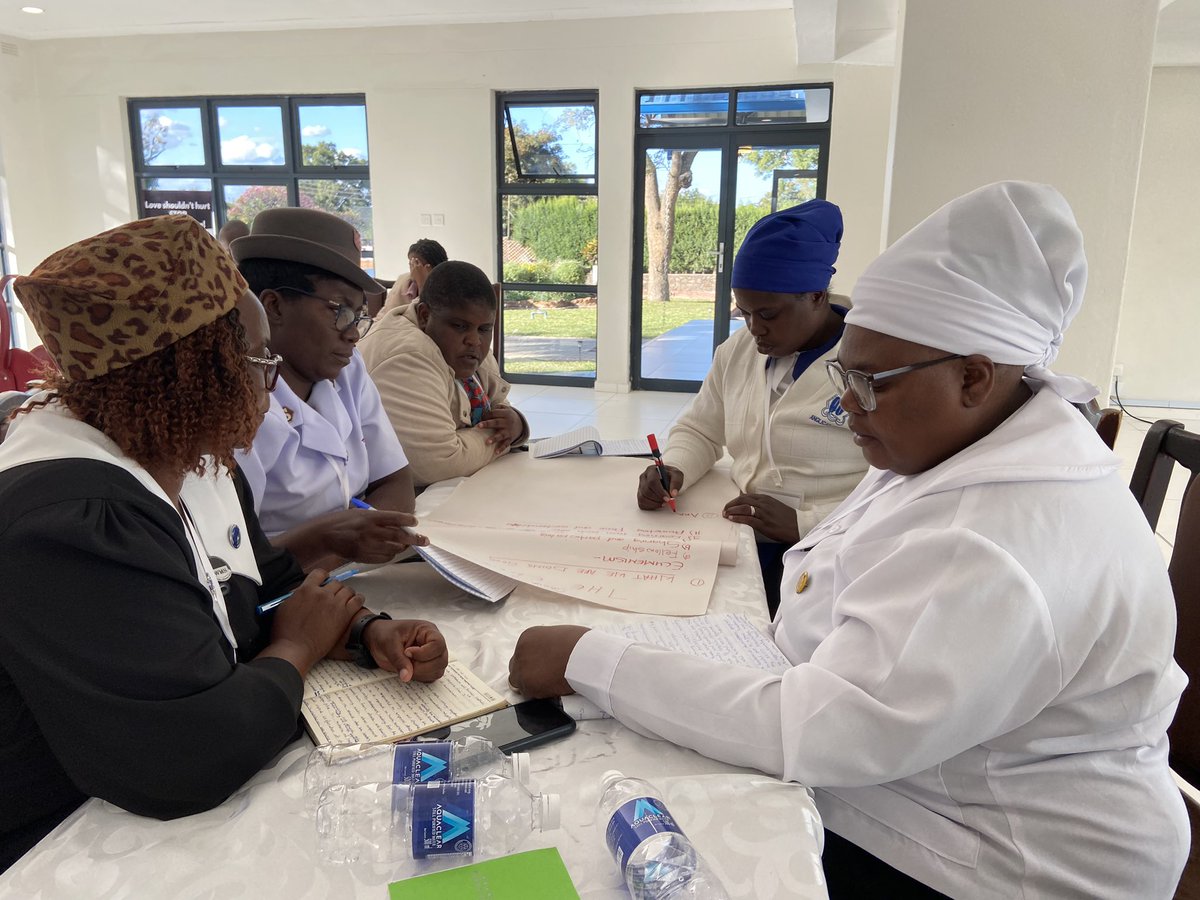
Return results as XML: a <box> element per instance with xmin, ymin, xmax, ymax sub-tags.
<box><xmin>258</xmin><ymin>569</ymin><xmax>364</xmax><ymax>678</ymax></box>
<box><xmin>477</xmin><ymin>405</ymin><xmax>524</xmax><ymax>455</ymax></box>
<box><xmin>364</xmin><ymin>619</ymin><xmax>449</xmax><ymax>683</ymax></box>
<box><xmin>723</xmin><ymin>492</ymin><xmax>801</xmax><ymax>544</ymax></box>
<box><xmin>636</xmin><ymin>463</ymin><xmax>684</xmax><ymax>510</ymax></box>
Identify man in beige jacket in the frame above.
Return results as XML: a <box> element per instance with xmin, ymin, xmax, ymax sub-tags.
<box><xmin>359</xmin><ymin>260</ymin><xmax>529</xmax><ymax>488</ymax></box>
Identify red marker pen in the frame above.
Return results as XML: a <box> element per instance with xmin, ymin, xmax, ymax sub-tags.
<box><xmin>647</xmin><ymin>433</ymin><xmax>677</xmax><ymax>513</ymax></box>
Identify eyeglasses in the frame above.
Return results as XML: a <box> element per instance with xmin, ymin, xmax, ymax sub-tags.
<box><xmin>272</xmin><ymin>286</ymin><xmax>374</xmax><ymax>338</ymax></box>
<box><xmin>245</xmin><ymin>352</ymin><xmax>283</xmax><ymax>391</ymax></box>
<box><xmin>825</xmin><ymin>354</ymin><xmax>963</xmax><ymax>412</ymax></box>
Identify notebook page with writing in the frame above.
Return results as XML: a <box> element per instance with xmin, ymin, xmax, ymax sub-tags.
<box><xmin>302</xmin><ymin>660</ymin><xmax>507</xmax><ymax>746</ymax></box>
<box><xmin>414</xmin><ymin>544</ymin><xmax>517</xmax><ymax>602</ymax></box>
<box><xmin>560</xmin><ymin>614</ymin><xmax>789</xmax><ymax>720</ymax></box>
<box><xmin>531</xmin><ymin>426</ymin><xmax>603</xmax><ymax>459</ymax></box>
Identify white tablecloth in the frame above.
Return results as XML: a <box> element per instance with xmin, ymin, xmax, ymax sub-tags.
<box><xmin>0</xmin><ymin>486</ymin><xmax>828</xmax><ymax>900</ymax></box>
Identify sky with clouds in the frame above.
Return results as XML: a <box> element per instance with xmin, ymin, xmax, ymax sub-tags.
<box><xmin>140</xmin><ymin>103</ymin><xmax>368</xmax><ymax>167</ymax></box>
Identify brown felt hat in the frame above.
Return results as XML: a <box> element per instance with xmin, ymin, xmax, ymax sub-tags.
<box><xmin>230</xmin><ymin>207</ymin><xmax>382</xmax><ymax>295</ymax></box>
<box><xmin>10</xmin><ymin>215</ymin><xmax>247</xmax><ymax>382</ymax></box>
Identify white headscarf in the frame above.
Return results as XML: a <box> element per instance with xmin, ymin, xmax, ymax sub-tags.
<box><xmin>847</xmin><ymin>181</ymin><xmax>1099</xmax><ymax>403</ymax></box>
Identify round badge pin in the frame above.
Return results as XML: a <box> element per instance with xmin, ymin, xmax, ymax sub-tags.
<box><xmin>228</xmin><ymin>524</ymin><xmax>241</xmax><ymax>549</ymax></box>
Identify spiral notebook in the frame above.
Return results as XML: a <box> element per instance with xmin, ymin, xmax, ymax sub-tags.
<box><xmin>531</xmin><ymin>426</ymin><xmax>651</xmax><ymax>459</ymax></box>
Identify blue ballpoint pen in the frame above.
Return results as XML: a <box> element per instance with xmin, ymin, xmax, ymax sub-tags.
<box><xmin>349</xmin><ymin>497</ymin><xmax>373</xmax><ymax>510</ymax></box>
<box><xmin>255</xmin><ymin>568</ymin><xmax>362</xmax><ymax>615</ymax></box>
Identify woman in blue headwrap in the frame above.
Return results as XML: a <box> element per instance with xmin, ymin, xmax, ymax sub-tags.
<box><xmin>636</xmin><ymin>199</ymin><xmax>868</xmax><ymax>616</ymax></box>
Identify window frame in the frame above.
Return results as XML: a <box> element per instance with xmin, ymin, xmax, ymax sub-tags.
<box><xmin>630</xmin><ymin>82</ymin><xmax>834</xmax><ymax>392</ymax></box>
<box><xmin>127</xmin><ymin>94</ymin><xmax>370</xmax><ymax>234</ymax></box>
<box><xmin>495</xmin><ymin>90</ymin><xmax>599</xmax><ymax>387</ymax></box>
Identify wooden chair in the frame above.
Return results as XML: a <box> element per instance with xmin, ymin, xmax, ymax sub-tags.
<box><xmin>1076</xmin><ymin>398</ymin><xmax>1123</xmax><ymax>450</ymax></box>
<box><xmin>1129</xmin><ymin>421</ymin><xmax>1200</xmax><ymax>898</ymax></box>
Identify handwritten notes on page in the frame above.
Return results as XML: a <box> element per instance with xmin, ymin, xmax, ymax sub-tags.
<box><xmin>561</xmin><ymin>614</ymin><xmax>790</xmax><ymax>720</ymax></box>
<box><xmin>419</xmin><ymin>454</ymin><xmax>741</xmax><ymax>615</ymax></box>
<box><xmin>302</xmin><ymin>660</ymin><xmax>507</xmax><ymax>746</ymax></box>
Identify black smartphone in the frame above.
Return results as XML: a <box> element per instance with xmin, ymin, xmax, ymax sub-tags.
<box><xmin>415</xmin><ymin>698</ymin><xmax>577</xmax><ymax>754</ymax></box>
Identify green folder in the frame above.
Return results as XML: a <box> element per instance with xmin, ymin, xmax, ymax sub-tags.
<box><xmin>387</xmin><ymin>847</ymin><xmax>580</xmax><ymax>900</ymax></box>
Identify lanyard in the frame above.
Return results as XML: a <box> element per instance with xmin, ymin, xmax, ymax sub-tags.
<box><xmin>178</xmin><ymin>499</ymin><xmax>239</xmax><ymax>651</ymax></box>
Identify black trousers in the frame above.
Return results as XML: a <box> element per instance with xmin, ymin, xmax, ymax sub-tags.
<box><xmin>822</xmin><ymin>830</ymin><xmax>953</xmax><ymax>899</ymax></box>
<box><xmin>756</xmin><ymin>540</ymin><xmax>788</xmax><ymax>618</ymax></box>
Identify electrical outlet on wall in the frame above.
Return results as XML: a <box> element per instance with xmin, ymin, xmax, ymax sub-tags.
<box><xmin>1113</xmin><ymin>363</ymin><xmax>1125</xmax><ymax>383</ymax></box>
<box><xmin>419</xmin><ymin>213</ymin><xmax>432</xmax><ymax>226</ymax></box>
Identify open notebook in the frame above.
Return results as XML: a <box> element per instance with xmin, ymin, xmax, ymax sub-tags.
<box><xmin>531</xmin><ymin>426</ymin><xmax>651</xmax><ymax>459</ymax></box>
<box><xmin>302</xmin><ymin>659</ymin><xmax>508</xmax><ymax>746</ymax></box>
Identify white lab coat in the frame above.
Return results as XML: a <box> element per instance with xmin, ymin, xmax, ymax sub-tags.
<box><xmin>237</xmin><ymin>352</ymin><xmax>409</xmax><ymax>538</ymax></box>
<box><xmin>566</xmin><ymin>387</ymin><xmax>1188</xmax><ymax>898</ymax></box>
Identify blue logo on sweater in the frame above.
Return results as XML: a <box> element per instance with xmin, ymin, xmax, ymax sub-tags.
<box><xmin>820</xmin><ymin>395</ymin><xmax>848</xmax><ymax>426</ymax></box>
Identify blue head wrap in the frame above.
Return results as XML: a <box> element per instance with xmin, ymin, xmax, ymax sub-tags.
<box><xmin>730</xmin><ymin>199</ymin><xmax>843</xmax><ymax>294</ymax></box>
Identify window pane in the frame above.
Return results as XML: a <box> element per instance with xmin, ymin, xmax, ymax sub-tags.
<box><xmin>222</xmin><ymin>183</ymin><xmax>289</xmax><ymax>226</ymax></box>
<box><xmin>732</xmin><ymin>144</ymin><xmax>821</xmax><ymax>277</ymax></box>
<box><xmin>638</xmin><ymin>93</ymin><xmax>729</xmax><ymax>129</ymax></box>
<box><xmin>501</xmin><ymin>289</ymin><xmax>596</xmax><ymax>378</ymax></box>
<box><xmin>298</xmin><ymin>178</ymin><xmax>373</xmax><ymax>269</ymax></box>
<box><xmin>139</xmin><ymin>177</ymin><xmax>214</xmax><ymax>230</ymax></box>
<box><xmin>217</xmin><ymin>105</ymin><xmax>286</xmax><ymax>166</ymax></box>
<box><xmin>503</xmin><ymin>103</ymin><xmax>596</xmax><ymax>183</ymax></box>
<box><xmin>298</xmin><ymin>104</ymin><xmax>369</xmax><ymax>166</ymax></box>
<box><xmin>640</xmin><ymin>147</ymin><xmax>723</xmax><ymax>381</ymax></box>
<box><xmin>735</xmin><ymin>88</ymin><xmax>831</xmax><ymax>125</ymax></box>
<box><xmin>138</xmin><ymin>107</ymin><xmax>206</xmax><ymax>167</ymax></box>
<box><xmin>501</xmin><ymin>195</ymin><xmax>597</xmax><ymax>284</ymax></box>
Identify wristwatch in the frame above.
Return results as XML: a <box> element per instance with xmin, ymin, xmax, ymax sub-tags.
<box><xmin>346</xmin><ymin>611</ymin><xmax>392</xmax><ymax>669</ymax></box>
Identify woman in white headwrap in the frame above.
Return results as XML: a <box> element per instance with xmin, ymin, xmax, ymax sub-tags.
<box><xmin>508</xmin><ymin>182</ymin><xmax>1188</xmax><ymax>899</ymax></box>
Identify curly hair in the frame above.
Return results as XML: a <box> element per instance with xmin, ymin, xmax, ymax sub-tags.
<box><xmin>20</xmin><ymin>309</ymin><xmax>261</xmax><ymax>477</ymax></box>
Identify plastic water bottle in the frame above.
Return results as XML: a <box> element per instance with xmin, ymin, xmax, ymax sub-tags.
<box><xmin>303</xmin><ymin>737</ymin><xmax>531</xmax><ymax>812</ymax></box>
<box><xmin>315</xmin><ymin>773</ymin><xmax>561</xmax><ymax>867</ymax></box>
<box><xmin>598</xmin><ymin>770</ymin><xmax>729</xmax><ymax>899</ymax></box>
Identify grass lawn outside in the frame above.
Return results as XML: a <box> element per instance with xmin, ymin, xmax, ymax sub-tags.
<box><xmin>504</xmin><ymin>360</ymin><xmax>596</xmax><ymax>375</ymax></box>
<box><xmin>502</xmin><ymin>299</ymin><xmax>714</xmax><ymax>341</ymax></box>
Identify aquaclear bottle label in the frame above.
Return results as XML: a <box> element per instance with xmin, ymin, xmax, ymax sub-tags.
<box><xmin>605</xmin><ymin>796</ymin><xmax>683</xmax><ymax>869</ymax></box>
<box><xmin>393</xmin><ymin>742</ymin><xmax>453</xmax><ymax>784</ymax></box>
<box><xmin>410</xmin><ymin>781</ymin><xmax>476</xmax><ymax>859</ymax></box>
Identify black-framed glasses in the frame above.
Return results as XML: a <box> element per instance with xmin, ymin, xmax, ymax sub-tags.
<box><xmin>271</xmin><ymin>286</ymin><xmax>374</xmax><ymax>338</ymax></box>
<box><xmin>825</xmin><ymin>354</ymin><xmax>963</xmax><ymax>412</ymax></box>
<box><xmin>245</xmin><ymin>352</ymin><xmax>283</xmax><ymax>391</ymax></box>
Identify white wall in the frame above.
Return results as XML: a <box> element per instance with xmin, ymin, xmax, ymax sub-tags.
<box><xmin>0</xmin><ymin>35</ymin><xmax>45</xmax><ymax>347</ymax></box>
<box><xmin>881</xmin><ymin>0</ymin><xmax>1159</xmax><ymax>398</ymax></box>
<box><xmin>0</xmin><ymin>10</ymin><xmax>894</xmax><ymax>389</ymax></box>
<box><xmin>1117</xmin><ymin>65</ymin><xmax>1200</xmax><ymax>406</ymax></box>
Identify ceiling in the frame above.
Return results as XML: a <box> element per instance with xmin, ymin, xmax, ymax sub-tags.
<box><xmin>0</xmin><ymin>0</ymin><xmax>1197</xmax><ymax>65</ymax></box>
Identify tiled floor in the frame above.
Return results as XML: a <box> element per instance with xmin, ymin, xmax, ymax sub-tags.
<box><xmin>509</xmin><ymin>384</ymin><xmax>1192</xmax><ymax>560</ymax></box>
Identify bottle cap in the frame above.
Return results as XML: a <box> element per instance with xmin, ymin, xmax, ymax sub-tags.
<box><xmin>510</xmin><ymin>752</ymin><xmax>532</xmax><ymax>787</ymax></box>
<box><xmin>540</xmin><ymin>793</ymin><xmax>562</xmax><ymax>831</ymax></box>
<box><xmin>599</xmin><ymin>769</ymin><xmax>625</xmax><ymax>791</ymax></box>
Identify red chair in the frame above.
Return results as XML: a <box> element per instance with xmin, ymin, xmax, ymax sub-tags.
<box><xmin>1</xmin><ymin>277</ymin><xmax>55</xmax><ymax>390</ymax></box>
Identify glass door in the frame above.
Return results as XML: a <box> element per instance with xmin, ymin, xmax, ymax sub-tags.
<box><xmin>630</xmin><ymin>85</ymin><xmax>832</xmax><ymax>391</ymax></box>
<box><xmin>729</xmin><ymin>137</ymin><xmax>827</xmax><ymax>282</ymax></box>
<box><xmin>632</xmin><ymin>141</ymin><xmax>729</xmax><ymax>388</ymax></box>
